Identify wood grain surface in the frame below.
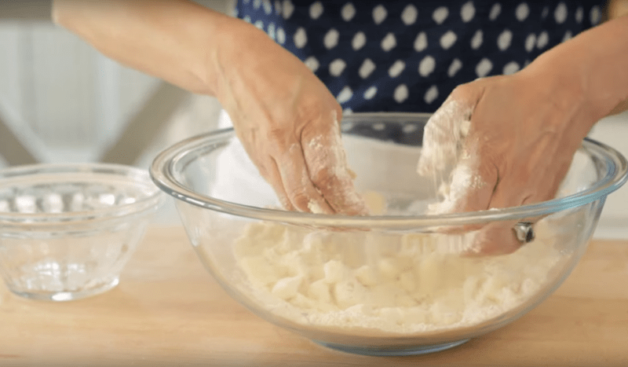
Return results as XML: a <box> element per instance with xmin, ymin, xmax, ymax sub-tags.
<box><xmin>1</xmin><ymin>226</ymin><xmax>627</xmax><ymax>367</ymax></box>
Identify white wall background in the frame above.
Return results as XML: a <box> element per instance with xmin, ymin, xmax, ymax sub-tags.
<box><xmin>0</xmin><ymin>0</ymin><xmax>231</xmax><ymax>164</ymax></box>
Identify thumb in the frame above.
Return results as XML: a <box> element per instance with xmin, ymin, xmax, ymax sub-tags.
<box><xmin>427</xmin><ymin>146</ymin><xmax>530</xmax><ymax>256</ymax></box>
<box><xmin>417</xmin><ymin>95</ymin><xmax>475</xmax><ymax>177</ymax></box>
<box><xmin>427</xmin><ymin>153</ymin><xmax>497</xmax><ymax>216</ymax></box>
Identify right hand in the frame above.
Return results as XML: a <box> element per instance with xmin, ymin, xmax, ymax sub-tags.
<box><xmin>212</xmin><ymin>20</ymin><xmax>367</xmax><ymax>216</ymax></box>
<box><xmin>418</xmin><ymin>67</ymin><xmax>593</xmax><ymax>255</ymax></box>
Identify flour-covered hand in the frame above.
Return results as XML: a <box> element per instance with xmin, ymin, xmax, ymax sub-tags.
<box><xmin>418</xmin><ymin>14</ymin><xmax>628</xmax><ymax>255</ymax></box>
<box><xmin>214</xmin><ymin>21</ymin><xmax>367</xmax><ymax>215</ymax></box>
<box><xmin>418</xmin><ymin>70</ymin><xmax>593</xmax><ymax>255</ymax></box>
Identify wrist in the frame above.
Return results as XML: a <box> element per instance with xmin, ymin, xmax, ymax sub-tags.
<box><xmin>519</xmin><ymin>51</ymin><xmax>594</xmax><ymax>132</ymax></box>
<box><xmin>523</xmin><ymin>15</ymin><xmax>628</xmax><ymax>129</ymax></box>
<box><xmin>208</xmin><ymin>18</ymin><xmax>267</xmax><ymax>102</ymax></box>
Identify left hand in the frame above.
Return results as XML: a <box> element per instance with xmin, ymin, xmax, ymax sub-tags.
<box><xmin>418</xmin><ymin>66</ymin><xmax>595</xmax><ymax>255</ymax></box>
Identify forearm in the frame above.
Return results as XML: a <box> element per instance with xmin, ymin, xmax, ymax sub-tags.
<box><xmin>52</xmin><ymin>0</ymin><xmax>232</xmax><ymax>95</ymax></box>
<box><xmin>525</xmin><ymin>15</ymin><xmax>628</xmax><ymax>120</ymax></box>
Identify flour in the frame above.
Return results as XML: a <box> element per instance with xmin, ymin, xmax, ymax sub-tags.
<box><xmin>228</xmin><ymin>104</ymin><xmax>560</xmax><ymax>335</ymax></box>
<box><xmin>232</xmin><ymin>216</ymin><xmax>560</xmax><ymax>334</ymax></box>
<box><xmin>231</xmin><ymin>191</ymin><xmax>561</xmax><ymax>334</ymax></box>
<box><xmin>304</xmin><ymin>112</ymin><xmax>366</xmax><ymax>214</ymax></box>
<box><xmin>416</xmin><ymin>100</ymin><xmax>483</xmax><ymax>215</ymax></box>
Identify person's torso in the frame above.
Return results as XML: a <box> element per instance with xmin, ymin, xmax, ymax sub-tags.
<box><xmin>236</xmin><ymin>0</ymin><xmax>604</xmax><ymax>113</ymax></box>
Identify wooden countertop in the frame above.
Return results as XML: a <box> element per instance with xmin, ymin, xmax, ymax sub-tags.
<box><xmin>1</xmin><ymin>226</ymin><xmax>628</xmax><ymax>366</ymax></box>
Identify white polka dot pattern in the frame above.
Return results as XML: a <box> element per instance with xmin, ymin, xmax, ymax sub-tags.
<box><xmin>364</xmin><ymin>86</ymin><xmax>377</xmax><ymax>100</ymax></box>
<box><xmin>282</xmin><ymin>0</ymin><xmax>294</xmax><ymax>19</ymax></box>
<box><xmin>562</xmin><ymin>30</ymin><xmax>572</xmax><ymax>42</ymax></box>
<box><xmin>525</xmin><ymin>33</ymin><xmax>536</xmax><ymax>52</ymax></box>
<box><xmin>536</xmin><ymin>31</ymin><xmax>549</xmax><ymax>49</ymax></box>
<box><xmin>555</xmin><ymin>2</ymin><xmax>568</xmax><ymax>24</ymax></box>
<box><xmin>309</xmin><ymin>1</ymin><xmax>323</xmax><ymax>19</ymax></box>
<box><xmin>401</xmin><ymin>4</ymin><xmax>418</xmax><ymax>25</ymax></box>
<box><xmin>440</xmin><ymin>31</ymin><xmax>457</xmax><ymax>49</ymax></box>
<box><xmin>276</xmin><ymin>27</ymin><xmax>286</xmax><ymax>44</ymax></box>
<box><xmin>329</xmin><ymin>59</ymin><xmax>346</xmax><ymax>76</ymax></box>
<box><xmin>460</xmin><ymin>1</ymin><xmax>475</xmax><ymax>22</ymax></box>
<box><xmin>497</xmin><ymin>29</ymin><xmax>512</xmax><ymax>50</ymax></box>
<box><xmin>359</xmin><ymin>59</ymin><xmax>376</xmax><ymax>79</ymax></box>
<box><xmin>419</xmin><ymin>55</ymin><xmax>436</xmax><ymax>77</ymax></box>
<box><xmin>590</xmin><ymin>6</ymin><xmax>601</xmax><ymax>25</ymax></box>
<box><xmin>575</xmin><ymin>6</ymin><xmax>583</xmax><ymax>23</ymax></box>
<box><xmin>424</xmin><ymin>85</ymin><xmax>439</xmax><ymax>104</ymax></box>
<box><xmin>373</xmin><ymin>5</ymin><xmax>387</xmax><ymax>24</ymax></box>
<box><xmin>352</xmin><ymin>32</ymin><xmax>366</xmax><ymax>50</ymax></box>
<box><xmin>414</xmin><ymin>32</ymin><xmax>428</xmax><ymax>52</ymax></box>
<box><xmin>304</xmin><ymin>56</ymin><xmax>319</xmax><ymax>72</ymax></box>
<box><xmin>388</xmin><ymin>60</ymin><xmax>406</xmax><ymax>78</ymax></box>
<box><xmin>476</xmin><ymin>58</ymin><xmax>492</xmax><ymax>77</ymax></box>
<box><xmin>448</xmin><ymin>58</ymin><xmax>463</xmax><ymax>77</ymax></box>
<box><xmin>503</xmin><ymin>61</ymin><xmax>519</xmax><ymax>75</ymax></box>
<box><xmin>432</xmin><ymin>7</ymin><xmax>449</xmax><ymax>24</ymax></box>
<box><xmin>471</xmin><ymin>29</ymin><xmax>483</xmax><ymax>49</ymax></box>
<box><xmin>489</xmin><ymin>3</ymin><xmax>501</xmax><ymax>20</ymax></box>
<box><xmin>381</xmin><ymin>33</ymin><xmax>397</xmax><ymax>52</ymax></box>
<box><xmin>293</xmin><ymin>27</ymin><xmax>307</xmax><ymax>48</ymax></box>
<box><xmin>516</xmin><ymin>3</ymin><xmax>529</xmax><ymax>21</ymax></box>
<box><xmin>236</xmin><ymin>0</ymin><xmax>604</xmax><ymax>113</ymax></box>
<box><xmin>337</xmin><ymin>86</ymin><xmax>353</xmax><ymax>103</ymax></box>
<box><xmin>263</xmin><ymin>0</ymin><xmax>273</xmax><ymax>14</ymax></box>
<box><xmin>341</xmin><ymin>3</ymin><xmax>356</xmax><ymax>21</ymax></box>
<box><xmin>324</xmin><ymin>29</ymin><xmax>339</xmax><ymax>49</ymax></box>
<box><xmin>394</xmin><ymin>84</ymin><xmax>409</xmax><ymax>103</ymax></box>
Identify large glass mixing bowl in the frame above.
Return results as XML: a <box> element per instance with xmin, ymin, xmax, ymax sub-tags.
<box><xmin>150</xmin><ymin>113</ymin><xmax>628</xmax><ymax>356</ymax></box>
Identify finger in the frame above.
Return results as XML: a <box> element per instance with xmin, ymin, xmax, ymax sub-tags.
<box><xmin>464</xmin><ymin>220</ymin><xmax>523</xmax><ymax>256</ymax></box>
<box><xmin>428</xmin><ymin>146</ymin><xmax>499</xmax><ymax>236</ymax></box>
<box><xmin>276</xmin><ymin>142</ymin><xmax>335</xmax><ymax>214</ymax></box>
<box><xmin>302</xmin><ymin>125</ymin><xmax>368</xmax><ymax>216</ymax></box>
<box><xmin>469</xmin><ymin>144</ymin><xmax>577</xmax><ymax>255</ymax></box>
<box><xmin>468</xmin><ymin>172</ymin><xmax>543</xmax><ymax>256</ymax></box>
<box><xmin>266</xmin><ymin>158</ymin><xmax>295</xmax><ymax>211</ymax></box>
<box><xmin>417</xmin><ymin>98</ymin><xmax>473</xmax><ymax>177</ymax></box>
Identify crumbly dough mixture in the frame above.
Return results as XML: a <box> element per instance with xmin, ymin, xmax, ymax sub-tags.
<box><xmin>232</xmin><ymin>216</ymin><xmax>560</xmax><ymax>334</ymax></box>
<box><xmin>229</xmin><ymin>108</ymin><xmax>564</xmax><ymax>334</ymax></box>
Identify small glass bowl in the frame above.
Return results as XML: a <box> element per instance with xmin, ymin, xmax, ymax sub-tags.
<box><xmin>0</xmin><ymin>163</ymin><xmax>165</xmax><ymax>301</ymax></box>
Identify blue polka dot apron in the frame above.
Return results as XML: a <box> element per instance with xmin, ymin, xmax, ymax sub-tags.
<box><xmin>235</xmin><ymin>0</ymin><xmax>604</xmax><ymax>115</ymax></box>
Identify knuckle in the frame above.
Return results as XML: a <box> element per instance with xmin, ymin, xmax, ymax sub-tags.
<box><xmin>449</xmin><ymin>83</ymin><xmax>474</xmax><ymax>102</ymax></box>
<box><xmin>278</xmin><ymin>195</ymin><xmax>292</xmax><ymax>210</ymax></box>
<box><xmin>474</xmin><ymin>227</ymin><xmax>521</xmax><ymax>255</ymax></box>
<box><xmin>312</xmin><ymin>176</ymin><xmax>333</xmax><ymax>194</ymax></box>
<box><xmin>289</xmin><ymin>189</ymin><xmax>311</xmax><ymax>211</ymax></box>
<box><xmin>295</xmin><ymin>97</ymin><xmax>325</xmax><ymax>122</ymax></box>
<box><xmin>312</xmin><ymin>166</ymin><xmax>342</xmax><ymax>193</ymax></box>
<box><xmin>266</xmin><ymin>125</ymin><xmax>291</xmax><ymax>148</ymax></box>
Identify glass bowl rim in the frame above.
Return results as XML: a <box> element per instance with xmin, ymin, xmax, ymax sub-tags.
<box><xmin>150</xmin><ymin>112</ymin><xmax>628</xmax><ymax>229</ymax></box>
<box><xmin>0</xmin><ymin>162</ymin><xmax>164</xmax><ymax>224</ymax></box>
